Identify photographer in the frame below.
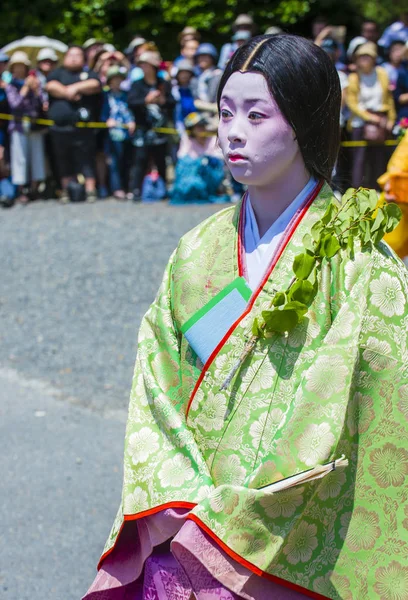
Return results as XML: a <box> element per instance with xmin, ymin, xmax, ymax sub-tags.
<box><xmin>46</xmin><ymin>46</ymin><xmax>101</xmax><ymax>203</ymax></box>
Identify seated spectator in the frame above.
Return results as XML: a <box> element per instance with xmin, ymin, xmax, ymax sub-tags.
<box><xmin>170</xmin><ymin>112</ymin><xmax>229</xmax><ymax>205</ymax></box>
<box><xmin>378</xmin><ymin>12</ymin><xmax>408</xmax><ymax>50</ymax></box>
<box><xmin>172</xmin><ymin>60</ymin><xmax>197</xmax><ymax>133</ymax></box>
<box><xmin>127</xmin><ymin>51</ymin><xmax>175</xmax><ymax>201</ymax></box>
<box><xmin>218</xmin><ymin>14</ymin><xmax>255</xmax><ymax>69</ymax></box>
<box><xmin>383</xmin><ymin>41</ymin><xmax>407</xmax><ymax>90</ymax></box>
<box><xmin>101</xmin><ymin>66</ymin><xmax>135</xmax><ymax>200</ymax></box>
<box><xmin>46</xmin><ymin>46</ymin><xmax>102</xmax><ymax>203</ymax></box>
<box><xmin>194</xmin><ymin>44</ymin><xmax>222</xmax><ymax>125</ymax></box>
<box><xmin>347</xmin><ymin>42</ymin><xmax>396</xmax><ymax>189</ymax></box>
<box><xmin>36</xmin><ymin>48</ymin><xmax>58</xmax><ymax>88</ymax></box>
<box><xmin>6</xmin><ymin>51</ymin><xmax>47</xmax><ymax>203</ymax></box>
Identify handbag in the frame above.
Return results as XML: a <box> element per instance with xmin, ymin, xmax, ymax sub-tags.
<box><xmin>363</xmin><ymin>111</ymin><xmax>387</xmax><ymax>144</ymax></box>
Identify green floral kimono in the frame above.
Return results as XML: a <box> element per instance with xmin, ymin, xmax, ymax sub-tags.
<box><xmin>101</xmin><ymin>182</ymin><xmax>408</xmax><ymax>599</ymax></box>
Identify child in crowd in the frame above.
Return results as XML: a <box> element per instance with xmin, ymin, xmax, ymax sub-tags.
<box><xmin>102</xmin><ymin>66</ymin><xmax>135</xmax><ymax>199</ymax></box>
<box><xmin>172</xmin><ymin>60</ymin><xmax>197</xmax><ymax>134</ymax></box>
<box><xmin>6</xmin><ymin>51</ymin><xmax>47</xmax><ymax>203</ymax></box>
<box><xmin>170</xmin><ymin>112</ymin><xmax>229</xmax><ymax>204</ymax></box>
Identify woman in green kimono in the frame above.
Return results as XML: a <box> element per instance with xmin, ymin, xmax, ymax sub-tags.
<box><xmin>84</xmin><ymin>35</ymin><xmax>408</xmax><ymax>600</ymax></box>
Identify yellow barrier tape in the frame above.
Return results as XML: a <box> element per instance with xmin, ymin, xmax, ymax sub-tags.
<box><xmin>0</xmin><ymin>112</ymin><xmax>400</xmax><ymax>146</ymax></box>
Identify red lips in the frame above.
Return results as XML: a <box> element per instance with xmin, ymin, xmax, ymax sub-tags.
<box><xmin>228</xmin><ymin>153</ymin><xmax>247</xmax><ymax>162</ymax></box>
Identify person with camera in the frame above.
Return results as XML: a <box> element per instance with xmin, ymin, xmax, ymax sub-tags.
<box><xmin>46</xmin><ymin>46</ymin><xmax>102</xmax><ymax>203</ymax></box>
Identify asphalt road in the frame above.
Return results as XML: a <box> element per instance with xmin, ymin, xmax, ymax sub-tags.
<box><xmin>0</xmin><ymin>199</ymin><xmax>221</xmax><ymax>600</ymax></box>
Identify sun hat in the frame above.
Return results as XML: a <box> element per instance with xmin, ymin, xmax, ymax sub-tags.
<box><xmin>138</xmin><ymin>51</ymin><xmax>161</xmax><ymax>68</ymax></box>
<box><xmin>232</xmin><ymin>30</ymin><xmax>251</xmax><ymax>42</ymax></box>
<box><xmin>128</xmin><ymin>37</ymin><xmax>146</xmax><ymax>53</ymax></box>
<box><xmin>355</xmin><ymin>41</ymin><xmax>378</xmax><ymax>59</ymax></box>
<box><xmin>106</xmin><ymin>65</ymin><xmax>127</xmax><ymax>82</ymax></box>
<box><xmin>233</xmin><ymin>14</ymin><xmax>254</xmax><ymax>31</ymax></box>
<box><xmin>184</xmin><ymin>112</ymin><xmax>207</xmax><ymax>129</ymax></box>
<box><xmin>175</xmin><ymin>59</ymin><xmax>195</xmax><ymax>75</ymax></box>
<box><xmin>178</xmin><ymin>26</ymin><xmax>200</xmax><ymax>42</ymax></box>
<box><xmin>347</xmin><ymin>36</ymin><xmax>367</xmax><ymax>59</ymax></box>
<box><xmin>83</xmin><ymin>38</ymin><xmax>104</xmax><ymax>50</ymax></box>
<box><xmin>37</xmin><ymin>48</ymin><xmax>58</xmax><ymax>62</ymax></box>
<box><xmin>9</xmin><ymin>51</ymin><xmax>31</xmax><ymax>68</ymax></box>
<box><xmin>195</xmin><ymin>43</ymin><xmax>218</xmax><ymax>61</ymax></box>
<box><xmin>265</xmin><ymin>26</ymin><xmax>282</xmax><ymax>35</ymax></box>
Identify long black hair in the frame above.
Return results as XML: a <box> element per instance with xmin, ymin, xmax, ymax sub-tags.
<box><xmin>217</xmin><ymin>34</ymin><xmax>341</xmax><ymax>183</ymax></box>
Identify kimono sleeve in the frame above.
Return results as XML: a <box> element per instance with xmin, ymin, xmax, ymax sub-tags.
<box><xmin>121</xmin><ymin>250</ymin><xmax>214</xmax><ymax>515</ymax></box>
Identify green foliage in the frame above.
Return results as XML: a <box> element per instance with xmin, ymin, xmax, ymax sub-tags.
<box><xmin>0</xmin><ymin>0</ymin><xmax>313</xmax><ymax>53</ymax></box>
<box><xmin>253</xmin><ymin>188</ymin><xmax>402</xmax><ymax>338</ymax></box>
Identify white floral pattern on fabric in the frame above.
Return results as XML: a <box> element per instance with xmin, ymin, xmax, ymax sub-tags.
<box><xmin>362</xmin><ymin>337</ymin><xmax>396</xmax><ymax>372</ymax></box>
<box><xmin>127</xmin><ymin>427</ymin><xmax>160</xmax><ymax>465</ymax></box>
<box><xmin>296</xmin><ymin>423</ymin><xmax>336</xmax><ymax>467</ymax></box>
<box><xmin>344</xmin><ymin>252</ymin><xmax>370</xmax><ymax>291</ymax></box>
<box><xmin>212</xmin><ymin>454</ymin><xmax>246</xmax><ymax>486</ymax></box>
<box><xmin>209</xmin><ymin>486</ymin><xmax>240</xmax><ymax>514</ymax></box>
<box><xmin>370</xmin><ymin>272</ymin><xmax>405</xmax><ymax>317</ymax></box>
<box><xmin>195</xmin><ymin>393</ymin><xmax>227</xmax><ymax>432</ymax></box>
<box><xmin>305</xmin><ymin>355</ymin><xmax>348</xmax><ymax>399</ymax></box>
<box><xmin>283</xmin><ymin>521</ymin><xmax>318</xmax><ymax>564</ymax></box>
<box><xmin>260</xmin><ymin>486</ymin><xmax>304</xmax><ymax>518</ymax></box>
<box><xmin>158</xmin><ymin>455</ymin><xmax>195</xmax><ymax>488</ymax></box>
<box><xmin>123</xmin><ymin>486</ymin><xmax>149</xmax><ymax>513</ymax></box>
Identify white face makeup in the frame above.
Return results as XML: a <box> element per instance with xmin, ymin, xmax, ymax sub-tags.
<box><xmin>218</xmin><ymin>71</ymin><xmax>303</xmax><ymax>187</ymax></box>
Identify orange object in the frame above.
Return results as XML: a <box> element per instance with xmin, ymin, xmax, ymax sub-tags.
<box><xmin>388</xmin><ymin>173</ymin><xmax>408</xmax><ymax>203</ymax></box>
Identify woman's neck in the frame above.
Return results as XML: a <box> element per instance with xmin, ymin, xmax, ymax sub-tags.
<box><xmin>248</xmin><ymin>165</ymin><xmax>310</xmax><ymax>238</ymax></box>
<box><xmin>145</xmin><ymin>75</ymin><xmax>157</xmax><ymax>86</ymax></box>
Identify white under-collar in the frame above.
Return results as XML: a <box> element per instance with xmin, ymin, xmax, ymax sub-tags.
<box><xmin>244</xmin><ymin>177</ymin><xmax>318</xmax><ymax>290</ymax></box>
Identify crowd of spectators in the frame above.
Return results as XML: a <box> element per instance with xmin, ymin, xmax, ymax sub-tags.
<box><xmin>0</xmin><ymin>12</ymin><xmax>408</xmax><ymax>207</ymax></box>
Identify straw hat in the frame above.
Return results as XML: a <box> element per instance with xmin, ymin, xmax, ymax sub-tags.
<box><xmin>9</xmin><ymin>51</ymin><xmax>31</xmax><ymax>68</ymax></box>
<box><xmin>138</xmin><ymin>51</ymin><xmax>161</xmax><ymax>68</ymax></box>
<box><xmin>355</xmin><ymin>42</ymin><xmax>378</xmax><ymax>59</ymax></box>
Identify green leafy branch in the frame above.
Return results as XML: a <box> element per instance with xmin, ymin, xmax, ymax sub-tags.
<box><xmin>220</xmin><ymin>187</ymin><xmax>401</xmax><ymax>391</ymax></box>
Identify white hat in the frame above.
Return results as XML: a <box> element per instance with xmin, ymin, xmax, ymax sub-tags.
<box><xmin>9</xmin><ymin>51</ymin><xmax>31</xmax><ymax>68</ymax></box>
<box><xmin>347</xmin><ymin>36</ymin><xmax>367</xmax><ymax>59</ymax></box>
<box><xmin>128</xmin><ymin>37</ymin><xmax>146</xmax><ymax>53</ymax></box>
<box><xmin>37</xmin><ymin>48</ymin><xmax>58</xmax><ymax>62</ymax></box>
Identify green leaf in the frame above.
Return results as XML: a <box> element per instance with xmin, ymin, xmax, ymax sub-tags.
<box><xmin>346</xmin><ymin>234</ymin><xmax>355</xmax><ymax>258</ymax></box>
<box><xmin>311</xmin><ymin>220</ymin><xmax>323</xmax><ymax>242</ymax></box>
<box><xmin>293</xmin><ymin>253</ymin><xmax>316</xmax><ymax>279</ymax></box>
<box><xmin>262</xmin><ymin>308</ymin><xmax>299</xmax><ymax>333</ymax></box>
<box><xmin>284</xmin><ymin>301</ymin><xmax>309</xmax><ymax>316</ymax></box>
<box><xmin>288</xmin><ymin>280</ymin><xmax>317</xmax><ymax>306</ymax></box>
<box><xmin>383</xmin><ymin>202</ymin><xmax>402</xmax><ymax>233</ymax></box>
<box><xmin>371</xmin><ymin>208</ymin><xmax>385</xmax><ymax>233</ymax></box>
<box><xmin>368</xmin><ymin>189</ymin><xmax>379</xmax><ymax>211</ymax></box>
<box><xmin>319</xmin><ymin>234</ymin><xmax>341</xmax><ymax>258</ymax></box>
<box><xmin>252</xmin><ymin>317</ymin><xmax>262</xmax><ymax>337</ymax></box>
<box><xmin>272</xmin><ymin>292</ymin><xmax>286</xmax><ymax>307</ymax></box>
<box><xmin>302</xmin><ymin>233</ymin><xmax>314</xmax><ymax>252</ymax></box>
<box><xmin>321</xmin><ymin>202</ymin><xmax>338</xmax><ymax>225</ymax></box>
<box><xmin>262</xmin><ymin>309</ymin><xmax>299</xmax><ymax>333</ymax></box>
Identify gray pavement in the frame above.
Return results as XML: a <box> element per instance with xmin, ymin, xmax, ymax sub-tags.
<box><xmin>0</xmin><ymin>199</ymin><xmax>220</xmax><ymax>599</ymax></box>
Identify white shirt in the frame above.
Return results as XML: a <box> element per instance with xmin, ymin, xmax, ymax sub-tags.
<box><xmin>244</xmin><ymin>177</ymin><xmax>318</xmax><ymax>290</ymax></box>
<box><xmin>351</xmin><ymin>70</ymin><xmax>383</xmax><ymax>128</ymax></box>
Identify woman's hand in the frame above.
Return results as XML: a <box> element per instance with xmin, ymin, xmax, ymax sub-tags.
<box><xmin>106</xmin><ymin>118</ymin><xmax>117</xmax><ymax>128</ymax></box>
<box><xmin>369</xmin><ymin>114</ymin><xmax>381</xmax><ymax>125</ymax></box>
<box><xmin>386</xmin><ymin>119</ymin><xmax>394</xmax><ymax>132</ymax></box>
<box><xmin>128</xmin><ymin>121</ymin><xmax>136</xmax><ymax>135</ymax></box>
